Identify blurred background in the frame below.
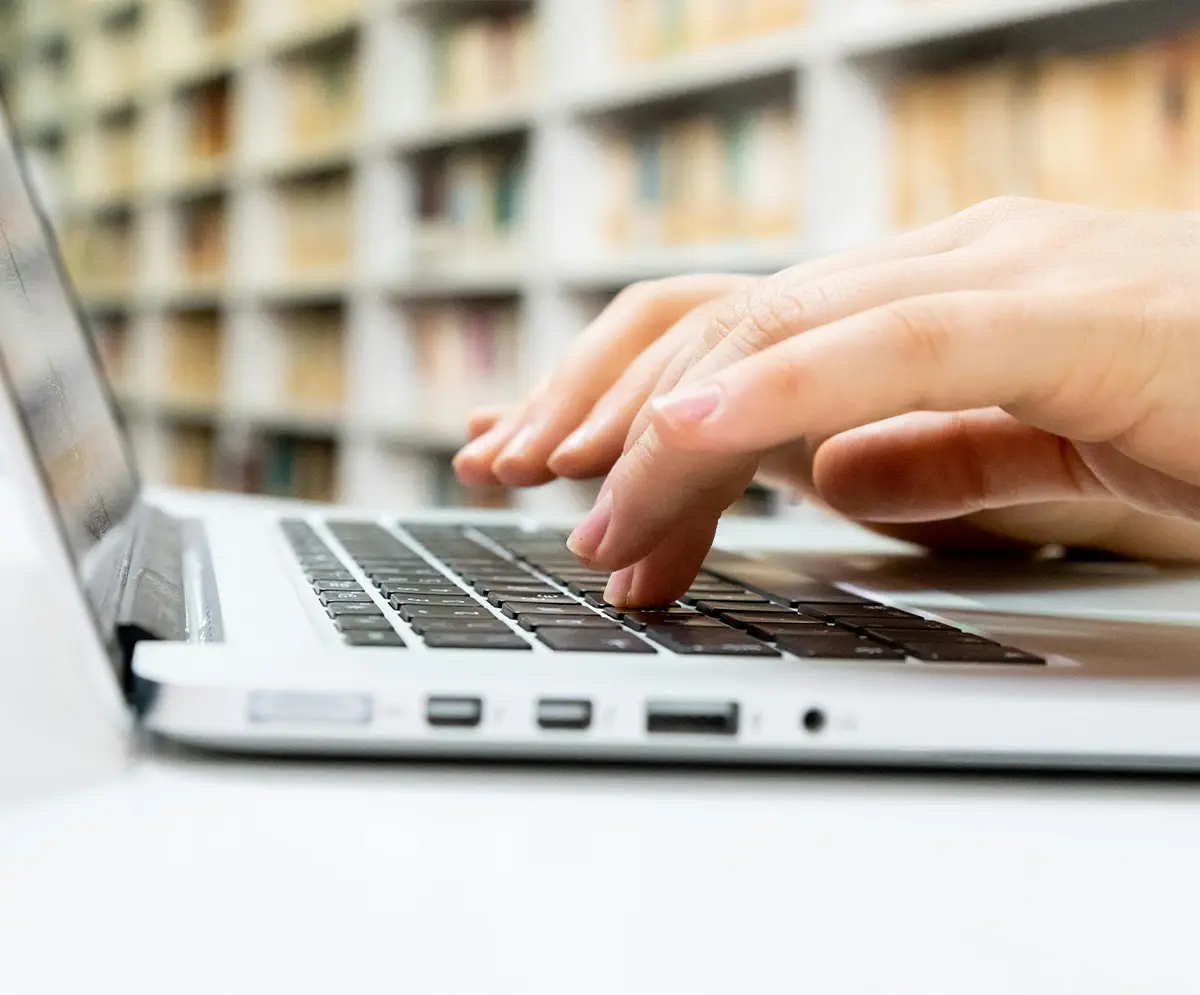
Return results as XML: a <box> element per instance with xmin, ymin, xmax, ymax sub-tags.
<box><xmin>0</xmin><ymin>0</ymin><xmax>1197</xmax><ymax>520</ymax></box>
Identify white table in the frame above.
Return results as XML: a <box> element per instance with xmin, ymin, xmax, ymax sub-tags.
<box><xmin>2</xmin><ymin>492</ymin><xmax>1200</xmax><ymax>995</ymax></box>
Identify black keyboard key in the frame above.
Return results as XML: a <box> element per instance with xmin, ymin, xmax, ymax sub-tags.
<box><xmin>306</xmin><ymin>570</ymin><xmax>356</xmax><ymax>582</ymax></box>
<box><xmin>313</xmin><ymin>580</ymin><xmax>365</xmax><ymax>593</ymax></box>
<box><xmin>905</xmin><ymin>643</ymin><xmax>1045</xmax><ymax>664</ymax></box>
<box><xmin>744</xmin><ymin>620</ymin><xmax>843</xmax><ymax>642</ymax></box>
<box><xmin>470</xmin><ymin>577</ymin><xmax>543</xmax><ymax>592</ymax></box>
<box><xmin>776</xmin><ymin>634</ymin><xmax>906</xmax><ymax>660</ymax></box>
<box><xmin>501</xmin><ymin>602</ymin><xmax>595</xmax><ymax>619</ymax></box>
<box><xmin>369</xmin><ymin>570</ymin><xmax>443</xmax><ymax>583</ymax></box>
<box><xmin>517</xmin><ymin>616</ymin><xmax>623</xmax><ymax>631</ymax></box>
<box><xmin>423</xmin><ymin>631</ymin><xmax>531</xmax><ymax>650</ymax></box>
<box><xmin>867</xmin><ymin>628</ymin><xmax>990</xmax><ymax>646</ymax></box>
<box><xmin>720</xmin><ymin>611</ymin><xmax>821</xmax><ymax>630</ymax></box>
<box><xmin>344</xmin><ymin>630</ymin><xmax>407</xmax><ymax>647</ymax></box>
<box><xmin>326</xmin><ymin>602</ymin><xmax>386</xmax><ymax>617</ymax></box>
<box><xmin>600</xmin><ymin>603</ymin><xmax>677</xmax><ymax>618</ymax></box>
<box><xmin>399</xmin><ymin>605</ymin><xmax>495</xmax><ymax>622</ymax></box>
<box><xmin>484</xmin><ymin>588</ymin><xmax>561</xmax><ymax>605</ymax></box>
<box><xmin>618</xmin><ymin>610</ymin><xmax>721</xmax><ymax>631</ymax></box>
<box><xmin>823</xmin><ymin>605</ymin><xmax>925</xmax><ymax>621</ymax></box>
<box><xmin>695</xmin><ymin>599</ymin><xmax>789</xmax><ymax>616</ymax></box>
<box><xmin>408</xmin><ymin>619</ymin><xmax>513</xmax><ymax>636</ymax></box>
<box><xmin>643</xmin><ymin>628</ymin><xmax>780</xmax><ymax>657</ymax></box>
<box><xmin>836</xmin><ymin>616</ymin><xmax>954</xmax><ymax>631</ymax></box>
<box><xmin>681</xmin><ymin>590</ymin><xmax>763</xmax><ymax>605</ymax></box>
<box><xmin>319</xmin><ymin>591</ymin><xmax>376</xmax><ymax>605</ymax></box>
<box><xmin>335</xmin><ymin>615</ymin><xmax>397</xmax><ymax>632</ymax></box>
<box><xmin>389</xmin><ymin>595</ymin><xmax>477</xmax><ymax>609</ymax></box>
<box><xmin>537</xmin><ymin>629</ymin><xmax>655</xmax><ymax>654</ymax></box>
<box><xmin>378</xmin><ymin>585</ymin><xmax>465</xmax><ymax>598</ymax></box>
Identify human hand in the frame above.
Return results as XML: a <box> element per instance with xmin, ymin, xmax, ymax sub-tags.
<box><xmin>565</xmin><ymin>198</ymin><xmax>1200</xmax><ymax>607</ymax></box>
<box><xmin>453</xmin><ymin>274</ymin><xmax>760</xmax><ymax>488</ymax></box>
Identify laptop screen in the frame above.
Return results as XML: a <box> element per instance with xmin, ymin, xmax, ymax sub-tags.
<box><xmin>0</xmin><ymin>112</ymin><xmax>140</xmax><ymax>662</ymax></box>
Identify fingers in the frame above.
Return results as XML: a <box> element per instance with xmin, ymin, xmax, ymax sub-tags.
<box><xmin>466</xmin><ymin>407</ymin><xmax>507</xmax><ymax>441</ymax></box>
<box><xmin>604</xmin><ymin>513</ymin><xmax>725</xmax><ymax>608</ymax></box>
<box><xmin>454</xmin><ymin>405</ymin><xmax>538</xmax><ymax>487</ymax></box>
<box><xmin>484</xmin><ymin>274</ymin><xmax>757</xmax><ymax>486</ymax></box>
<box><xmin>547</xmin><ymin>301</ymin><xmax>719</xmax><ymax>479</ymax></box>
<box><xmin>811</xmin><ymin>409</ymin><xmax>1108</xmax><ymax>522</ymax></box>
<box><xmin>649</xmin><ymin>289</ymin><xmax>1161</xmax><ymax>457</ymax></box>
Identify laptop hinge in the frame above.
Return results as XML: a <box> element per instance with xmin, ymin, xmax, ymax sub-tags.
<box><xmin>116</xmin><ymin>506</ymin><xmax>189</xmax><ymax>670</ymax></box>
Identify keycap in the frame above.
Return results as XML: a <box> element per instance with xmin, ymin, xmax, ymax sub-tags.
<box><xmin>618</xmin><ymin>610</ymin><xmax>721</xmax><ymax>631</ymax></box>
<box><xmin>600</xmin><ymin>603</ymin><xmax>678</xmax><ymax>618</ymax></box>
<box><xmin>743</xmin><ymin>620</ymin><xmax>842</xmax><ymax>642</ymax></box>
<box><xmin>681</xmin><ymin>590</ymin><xmax>763</xmax><ymax>605</ymax></box>
<box><xmin>306</xmin><ymin>570</ymin><xmax>356</xmax><ymax>582</ymax></box>
<box><xmin>836</xmin><ymin>617</ymin><xmax>954</xmax><ymax>631</ymax></box>
<box><xmin>344</xmin><ymin>630</ymin><xmax>407</xmax><ymax>647</ymax></box>
<box><xmin>517</xmin><ymin>616</ymin><xmax>623</xmax><ymax>631</ymax></box>
<box><xmin>905</xmin><ymin>643</ymin><xmax>1045</xmax><ymax>664</ymax></box>
<box><xmin>824</xmin><ymin>606</ymin><xmax>926</xmax><ymax>621</ymax></box>
<box><xmin>422</xmin><ymin>631</ymin><xmax>532</xmax><ymax>650</ymax></box>
<box><xmin>776</xmin><ymin>634</ymin><xmax>906</xmax><ymax>660</ymax></box>
<box><xmin>471</xmin><ymin>578</ymin><xmax>545</xmax><ymax>593</ymax></box>
<box><xmin>326</xmin><ymin>602</ymin><xmax>386</xmax><ymax>617</ymax></box>
<box><xmin>490</xmin><ymin>593</ymin><xmax>579</xmax><ymax>607</ymax></box>
<box><xmin>720</xmin><ymin>611</ymin><xmax>823</xmax><ymax>630</ymax></box>
<box><xmin>378</xmin><ymin>585</ymin><xmax>465</xmax><ymax>598</ymax></box>
<box><xmin>408</xmin><ymin>619</ymin><xmax>513</xmax><ymax>636</ymax></box>
<box><xmin>866</xmin><ymin>627</ymin><xmax>990</xmax><ymax>645</ymax></box>
<box><xmin>335</xmin><ymin>615</ymin><xmax>396</xmax><ymax>632</ymax></box>
<box><xmin>312</xmin><ymin>580</ymin><xmax>364</xmax><ymax>593</ymax></box>
<box><xmin>643</xmin><ymin>628</ymin><xmax>780</xmax><ymax>657</ymax></box>
<box><xmin>537</xmin><ymin>629</ymin><xmax>655</xmax><ymax>653</ymax></box>
<box><xmin>501</xmin><ymin>602</ymin><xmax>597</xmax><ymax>619</ymax></box>
<box><xmin>695</xmin><ymin>600</ymin><xmax>793</xmax><ymax>617</ymax></box>
<box><xmin>485</xmin><ymin>588</ymin><xmax>563</xmax><ymax>605</ymax></box>
<box><xmin>319</xmin><ymin>591</ymin><xmax>375</xmax><ymax>605</ymax></box>
<box><xmin>399</xmin><ymin>605</ymin><xmax>495</xmax><ymax>622</ymax></box>
<box><xmin>389</xmin><ymin>595</ymin><xmax>478</xmax><ymax>609</ymax></box>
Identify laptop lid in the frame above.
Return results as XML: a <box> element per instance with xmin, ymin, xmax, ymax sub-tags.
<box><xmin>0</xmin><ymin>106</ymin><xmax>142</xmax><ymax>682</ymax></box>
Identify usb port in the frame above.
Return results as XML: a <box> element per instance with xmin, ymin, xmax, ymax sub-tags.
<box><xmin>426</xmin><ymin>696</ymin><xmax>483</xmax><ymax>728</ymax></box>
<box><xmin>537</xmin><ymin>699</ymin><xmax>593</xmax><ymax>731</ymax></box>
<box><xmin>646</xmin><ymin>700</ymin><xmax>739</xmax><ymax>737</ymax></box>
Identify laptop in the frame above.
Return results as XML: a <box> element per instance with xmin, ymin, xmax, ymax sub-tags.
<box><xmin>5</xmin><ymin>114</ymin><xmax>1200</xmax><ymax>769</ymax></box>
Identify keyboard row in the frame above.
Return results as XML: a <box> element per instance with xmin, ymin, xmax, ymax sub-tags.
<box><xmin>280</xmin><ymin>520</ymin><xmax>1045</xmax><ymax>664</ymax></box>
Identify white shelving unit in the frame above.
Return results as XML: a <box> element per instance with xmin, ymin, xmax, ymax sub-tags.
<box><xmin>0</xmin><ymin>0</ymin><xmax>1197</xmax><ymax>515</ymax></box>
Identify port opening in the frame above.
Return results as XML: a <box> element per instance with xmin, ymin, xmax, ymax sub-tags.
<box><xmin>802</xmin><ymin>708</ymin><xmax>827</xmax><ymax>734</ymax></box>
<box><xmin>646</xmin><ymin>700</ymin><xmax>739</xmax><ymax>737</ymax></box>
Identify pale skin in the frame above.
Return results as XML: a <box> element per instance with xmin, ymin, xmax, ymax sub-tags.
<box><xmin>455</xmin><ymin>197</ymin><xmax>1200</xmax><ymax>607</ymax></box>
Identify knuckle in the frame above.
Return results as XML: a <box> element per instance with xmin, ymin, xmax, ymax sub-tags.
<box><xmin>885</xmin><ymin>299</ymin><xmax>956</xmax><ymax>371</ymax></box>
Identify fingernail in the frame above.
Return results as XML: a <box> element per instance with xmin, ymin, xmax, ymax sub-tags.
<box><xmin>566</xmin><ymin>493</ymin><xmax>613</xmax><ymax>562</ymax></box>
<box><xmin>652</xmin><ymin>384</ymin><xmax>723</xmax><ymax>428</ymax></box>
<box><xmin>550</xmin><ymin>423</ymin><xmax>595</xmax><ymax>463</ymax></box>
<box><xmin>604</xmin><ymin>566</ymin><xmax>635</xmax><ymax>607</ymax></box>
<box><xmin>497</xmin><ymin>425</ymin><xmax>539</xmax><ymax>464</ymax></box>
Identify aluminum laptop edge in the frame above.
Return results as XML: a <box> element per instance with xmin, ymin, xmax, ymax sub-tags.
<box><xmin>4</xmin><ymin>111</ymin><xmax>1200</xmax><ymax>770</ymax></box>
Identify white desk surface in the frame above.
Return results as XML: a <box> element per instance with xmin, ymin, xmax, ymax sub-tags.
<box><xmin>2</xmin><ymin>489</ymin><xmax>1200</xmax><ymax>995</ymax></box>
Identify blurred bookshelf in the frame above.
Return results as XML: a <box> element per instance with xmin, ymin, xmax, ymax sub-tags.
<box><xmin>0</xmin><ymin>0</ymin><xmax>1197</xmax><ymax>517</ymax></box>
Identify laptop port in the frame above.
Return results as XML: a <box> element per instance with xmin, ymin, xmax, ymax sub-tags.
<box><xmin>646</xmin><ymin>700</ymin><xmax>739</xmax><ymax>737</ymax></box>
<box><xmin>426</xmin><ymin>696</ymin><xmax>483</xmax><ymax>728</ymax></box>
<box><xmin>802</xmin><ymin>708</ymin><xmax>827</xmax><ymax>734</ymax></box>
<box><xmin>537</xmin><ymin>699</ymin><xmax>593</xmax><ymax>731</ymax></box>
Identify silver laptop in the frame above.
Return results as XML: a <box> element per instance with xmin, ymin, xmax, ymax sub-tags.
<box><xmin>5</xmin><ymin>113</ymin><xmax>1200</xmax><ymax>769</ymax></box>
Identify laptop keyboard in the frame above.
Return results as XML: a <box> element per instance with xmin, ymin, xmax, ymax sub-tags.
<box><xmin>280</xmin><ymin>520</ymin><xmax>1045</xmax><ymax>665</ymax></box>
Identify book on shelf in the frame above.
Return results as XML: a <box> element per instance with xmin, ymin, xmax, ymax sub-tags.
<box><xmin>286</xmin><ymin>42</ymin><xmax>360</xmax><ymax>151</ymax></box>
<box><xmin>232</xmin><ymin>434</ymin><xmax>338</xmax><ymax>503</ymax></box>
<box><xmin>164</xmin><ymin>309</ymin><xmax>223</xmax><ymax>404</ymax></box>
<box><xmin>179</xmin><ymin>196</ymin><xmax>228</xmax><ymax>284</ymax></box>
<box><xmin>615</xmin><ymin>0</ymin><xmax>807</xmax><ymax>64</ymax></box>
<box><xmin>169</xmin><ymin>425</ymin><xmax>218</xmax><ymax>490</ymax></box>
<box><xmin>431</xmin><ymin>10</ymin><xmax>537</xmax><ymax>114</ymax></box>
<box><xmin>282</xmin><ymin>171</ymin><xmax>355</xmax><ymax>276</ymax></box>
<box><xmin>63</xmin><ymin>214</ymin><xmax>138</xmax><ymax>294</ymax></box>
<box><xmin>282</xmin><ymin>306</ymin><xmax>346</xmax><ymax>411</ymax></box>
<box><xmin>411</xmin><ymin>302</ymin><xmax>520</xmax><ymax>428</ymax></box>
<box><xmin>98</xmin><ymin>112</ymin><xmax>140</xmax><ymax>199</ymax></box>
<box><xmin>415</xmin><ymin>145</ymin><xmax>526</xmax><ymax>270</ymax></box>
<box><xmin>182</xmin><ymin>78</ymin><xmax>233</xmax><ymax>174</ymax></box>
<box><xmin>891</xmin><ymin>33</ymin><xmax>1200</xmax><ymax>228</ymax></box>
<box><xmin>604</xmin><ymin>104</ymin><xmax>801</xmax><ymax>249</ymax></box>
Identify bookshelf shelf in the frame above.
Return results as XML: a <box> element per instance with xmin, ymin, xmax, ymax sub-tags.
<box><xmin>5</xmin><ymin>0</ymin><xmax>1197</xmax><ymax>513</ymax></box>
<box><xmin>565</xmin><ymin>28</ymin><xmax>811</xmax><ymax>117</ymax></box>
